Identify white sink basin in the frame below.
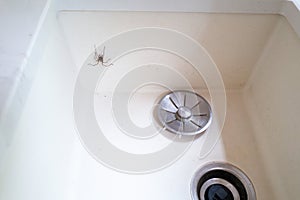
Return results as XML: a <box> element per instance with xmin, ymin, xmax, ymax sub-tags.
<box><xmin>0</xmin><ymin>10</ymin><xmax>299</xmax><ymax>200</ymax></box>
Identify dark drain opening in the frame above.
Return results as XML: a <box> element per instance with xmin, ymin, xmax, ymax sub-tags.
<box><xmin>197</xmin><ymin>170</ymin><xmax>247</xmax><ymax>200</ymax></box>
<box><xmin>205</xmin><ymin>184</ymin><xmax>234</xmax><ymax>200</ymax></box>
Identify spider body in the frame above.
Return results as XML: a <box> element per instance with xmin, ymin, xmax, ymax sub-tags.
<box><xmin>89</xmin><ymin>46</ymin><xmax>113</xmax><ymax>67</ymax></box>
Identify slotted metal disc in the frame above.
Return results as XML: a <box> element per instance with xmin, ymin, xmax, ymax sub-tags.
<box><xmin>158</xmin><ymin>90</ymin><xmax>212</xmax><ymax>136</ymax></box>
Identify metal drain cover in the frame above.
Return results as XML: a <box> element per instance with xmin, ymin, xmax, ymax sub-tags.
<box><xmin>158</xmin><ymin>90</ymin><xmax>212</xmax><ymax>136</ymax></box>
<box><xmin>191</xmin><ymin>162</ymin><xmax>256</xmax><ymax>200</ymax></box>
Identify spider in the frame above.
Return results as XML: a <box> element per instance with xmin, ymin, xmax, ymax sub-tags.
<box><xmin>88</xmin><ymin>45</ymin><xmax>113</xmax><ymax>67</ymax></box>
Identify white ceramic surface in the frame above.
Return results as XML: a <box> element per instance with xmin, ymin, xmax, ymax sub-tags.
<box><xmin>0</xmin><ymin>9</ymin><xmax>300</xmax><ymax>200</ymax></box>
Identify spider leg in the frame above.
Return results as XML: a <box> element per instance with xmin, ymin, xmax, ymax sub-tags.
<box><xmin>103</xmin><ymin>58</ymin><xmax>111</xmax><ymax>63</ymax></box>
<box><xmin>93</xmin><ymin>45</ymin><xmax>100</xmax><ymax>59</ymax></box>
<box><xmin>88</xmin><ymin>61</ymin><xmax>99</xmax><ymax>66</ymax></box>
<box><xmin>102</xmin><ymin>46</ymin><xmax>106</xmax><ymax>56</ymax></box>
<box><xmin>102</xmin><ymin>62</ymin><xmax>113</xmax><ymax>67</ymax></box>
<box><xmin>94</xmin><ymin>45</ymin><xmax>98</xmax><ymax>54</ymax></box>
<box><xmin>98</xmin><ymin>46</ymin><xmax>105</xmax><ymax>57</ymax></box>
<box><xmin>102</xmin><ymin>61</ymin><xmax>112</xmax><ymax>65</ymax></box>
<box><xmin>102</xmin><ymin>57</ymin><xmax>113</xmax><ymax>67</ymax></box>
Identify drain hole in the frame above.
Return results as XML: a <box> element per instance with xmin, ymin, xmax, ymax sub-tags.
<box><xmin>197</xmin><ymin>170</ymin><xmax>247</xmax><ymax>200</ymax></box>
<box><xmin>191</xmin><ymin>162</ymin><xmax>256</xmax><ymax>200</ymax></box>
<box><xmin>205</xmin><ymin>184</ymin><xmax>234</xmax><ymax>200</ymax></box>
<box><xmin>197</xmin><ymin>170</ymin><xmax>248</xmax><ymax>200</ymax></box>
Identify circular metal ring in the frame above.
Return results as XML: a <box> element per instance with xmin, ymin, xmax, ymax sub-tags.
<box><xmin>191</xmin><ymin>162</ymin><xmax>256</xmax><ymax>200</ymax></box>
